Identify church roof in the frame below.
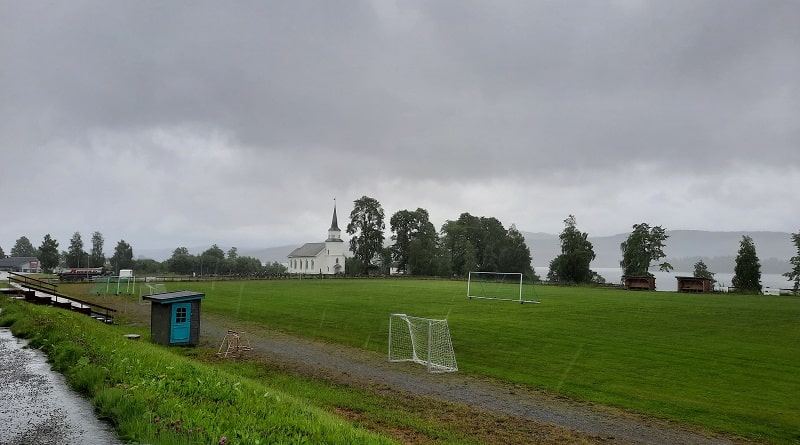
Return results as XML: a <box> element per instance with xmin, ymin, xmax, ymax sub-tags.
<box><xmin>288</xmin><ymin>243</ymin><xmax>325</xmax><ymax>258</ymax></box>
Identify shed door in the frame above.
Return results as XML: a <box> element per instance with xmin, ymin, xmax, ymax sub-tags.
<box><xmin>170</xmin><ymin>303</ymin><xmax>191</xmax><ymax>343</ymax></box>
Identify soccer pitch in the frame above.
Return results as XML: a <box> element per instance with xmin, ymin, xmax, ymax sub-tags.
<box><xmin>177</xmin><ymin>278</ymin><xmax>799</xmax><ymax>443</ymax></box>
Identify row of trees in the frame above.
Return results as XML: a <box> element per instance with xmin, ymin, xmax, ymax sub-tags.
<box><xmin>1</xmin><ymin>232</ymin><xmax>136</xmax><ymax>273</ymax></box>
<box><xmin>345</xmin><ymin>196</ymin><xmax>534</xmax><ymax>278</ymax></box>
<box><xmin>0</xmin><ymin>233</ymin><xmax>283</xmax><ymax>277</ymax></box>
<box><xmin>545</xmin><ymin>215</ymin><xmax>800</xmax><ymax>294</ymax></box>
<box><xmin>3</xmin><ymin>198</ymin><xmax>799</xmax><ymax>293</ymax></box>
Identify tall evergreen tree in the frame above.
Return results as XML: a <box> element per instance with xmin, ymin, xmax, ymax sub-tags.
<box><xmin>619</xmin><ymin>223</ymin><xmax>672</xmax><ymax>276</ymax></box>
<box><xmin>37</xmin><ymin>234</ymin><xmax>60</xmax><ymax>273</ymax></box>
<box><xmin>732</xmin><ymin>235</ymin><xmax>762</xmax><ymax>294</ymax></box>
<box><xmin>548</xmin><ymin>215</ymin><xmax>596</xmax><ymax>283</ymax></box>
<box><xmin>90</xmin><ymin>231</ymin><xmax>105</xmax><ymax>268</ymax></box>
<box><xmin>692</xmin><ymin>260</ymin><xmax>716</xmax><ymax>283</ymax></box>
<box><xmin>346</xmin><ymin>196</ymin><xmax>385</xmax><ymax>272</ymax></box>
<box><xmin>66</xmin><ymin>232</ymin><xmax>87</xmax><ymax>268</ymax></box>
<box><xmin>0</xmin><ymin>245</ymin><xmax>5</xmax><ymax>258</ymax></box>
<box><xmin>784</xmin><ymin>231</ymin><xmax>800</xmax><ymax>293</ymax></box>
<box><xmin>111</xmin><ymin>240</ymin><xmax>135</xmax><ymax>272</ymax></box>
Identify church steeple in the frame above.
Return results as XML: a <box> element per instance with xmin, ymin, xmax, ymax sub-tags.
<box><xmin>327</xmin><ymin>201</ymin><xmax>342</xmax><ymax>242</ymax></box>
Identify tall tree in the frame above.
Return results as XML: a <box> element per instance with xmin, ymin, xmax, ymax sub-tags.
<box><xmin>440</xmin><ymin>213</ymin><xmax>532</xmax><ymax>277</ymax></box>
<box><xmin>619</xmin><ymin>223</ymin><xmax>672</xmax><ymax>276</ymax></box>
<box><xmin>111</xmin><ymin>240</ymin><xmax>135</xmax><ymax>272</ymax></box>
<box><xmin>784</xmin><ymin>231</ymin><xmax>800</xmax><ymax>293</ymax></box>
<box><xmin>0</xmin><ymin>245</ymin><xmax>5</xmax><ymax>258</ymax></box>
<box><xmin>10</xmin><ymin>236</ymin><xmax>37</xmax><ymax>257</ymax></box>
<box><xmin>390</xmin><ymin>208</ymin><xmax>437</xmax><ymax>274</ymax></box>
<box><xmin>346</xmin><ymin>196</ymin><xmax>385</xmax><ymax>272</ymax></box>
<box><xmin>548</xmin><ymin>215</ymin><xmax>596</xmax><ymax>283</ymax></box>
<box><xmin>167</xmin><ymin>247</ymin><xmax>196</xmax><ymax>275</ymax></box>
<box><xmin>732</xmin><ymin>235</ymin><xmax>762</xmax><ymax>294</ymax></box>
<box><xmin>37</xmin><ymin>234</ymin><xmax>60</xmax><ymax>273</ymax></box>
<box><xmin>200</xmin><ymin>244</ymin><xmax>226</xmax><ymax>275</ymax></box>
<box><xmin>692</xmin><ymin>260</ymin><xmax>716</xmax><ymax>283</ymax></box>
<box><xmin>499</xmin><ymin>224</ymin><xmax>534</xmax><ymax>277</ymax></box>
<box><xmin>66</xmin><ymin>232</ymin><xmax>88</xmax><ymax>268</ymax></box>
<box><xmin>90</xmin><ymin>231</ymin><xmax>105</xmax><ymax>268</ymax></box>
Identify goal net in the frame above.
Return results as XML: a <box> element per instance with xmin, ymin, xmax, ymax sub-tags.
<box><xmin>467</xmin><ymin>271</ymin><xmax>539</xmax><ymax>304</ymax></box>
<box><xmin>388</xmin><ymin>313</ymin><xmax>458</xmax><ymax>373</ymax></box>
<box><xmin>139</xmin><ymin>283</ymin><xmax>167</xmax><ymax>300</ymax></box>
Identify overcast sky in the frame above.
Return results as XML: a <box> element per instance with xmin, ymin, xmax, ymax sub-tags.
<box><xmin>2</xmin><ymin>1</ymin><xmax>798</xmax><ymax>257</ymax></box>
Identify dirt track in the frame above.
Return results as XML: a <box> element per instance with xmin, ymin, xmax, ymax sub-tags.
<box><xmin>194</xmin><ymin>311</ymin><xmax>750</xmax><ymax>445</ymax></box>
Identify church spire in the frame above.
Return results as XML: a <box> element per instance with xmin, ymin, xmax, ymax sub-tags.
<box><xmin>329</xmin><ymin>200</ymin><xmax>340</xmax><ymax>231</ymax></box>
<box><xmin>327</xmin><ymin>200</ymin><xmax>342</xmax><ymax>242</ymax></box>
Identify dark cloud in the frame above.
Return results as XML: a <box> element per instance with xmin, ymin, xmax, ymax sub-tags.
<box><xmin>1</xmin><ymin>1</ymin><xmax>798</xmax><ymax>251</ymax></box>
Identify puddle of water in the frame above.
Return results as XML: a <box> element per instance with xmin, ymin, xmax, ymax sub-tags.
<box><xmin>0</xmin><ymin>326</ymin><xmax>123</xmax><ymax>445</ymax></box>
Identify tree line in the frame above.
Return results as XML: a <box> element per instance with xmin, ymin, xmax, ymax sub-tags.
<box><xmin>547</xmin><ymin>216</ymin><xmax>800</xmax><ymax>294</ymax></box>
<box><xmin>345</xmin><ymin>196</ymin><xmax>535</xmax><ymax>278</ymax></box>
<box><xmin>0</xmin><ymin>232</ymin><xmax>285</xmax><ymax>277</ymax></box>
<box><xmin>2</xmin><ymin>196</ymin><xmax>799</xmax><ymax>294</ymax></box>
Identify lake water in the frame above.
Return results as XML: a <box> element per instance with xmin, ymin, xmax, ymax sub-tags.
<box><xmin>534</xmin><ymin>267</ymin><xmax>793</xmax><ymax>292</ymax></box>
<box><xmin>0</xmin><ymin>324</ymin><xmax>122</xmax><ymax>445</ymax></box>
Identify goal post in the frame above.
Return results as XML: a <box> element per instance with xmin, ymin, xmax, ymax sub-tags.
<box><xmin>467</xmin><ymin>271</ymin><xmax>540</xmax><ymax>304</ymax></box>
<box><xmin>388</xmin><ymin>313</ymin><xmax>458</xmax><ymax>373</ymax></box>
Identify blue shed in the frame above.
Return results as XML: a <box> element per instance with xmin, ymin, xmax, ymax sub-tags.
<box><xmin>143</xmin><ymin>290</ymin><xmax>205</xmax><ymax>346</ymax></box>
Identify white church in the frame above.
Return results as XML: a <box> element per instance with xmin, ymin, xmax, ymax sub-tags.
<box><xmin>287</xmin><ymin>205</ymin><xmax>346</xmax><ymax>275</ymax></box>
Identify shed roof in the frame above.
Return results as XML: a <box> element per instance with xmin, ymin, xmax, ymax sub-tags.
<box><xmin>288</xmin><ymin>242</ymin><xmax>325</xmax><ymax>258</ymax></box>
<box><xmin>142</xmin><ymin>290</ymin><xmax>205</xmax><ymax>303</ymax></box>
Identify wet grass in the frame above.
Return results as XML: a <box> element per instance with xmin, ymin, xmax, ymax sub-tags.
<box><xmin>0</xmin><ymin>298</ymin><xmax>396</xmax><ymax>445</ymax></box>
<box><xmin>108</xmin><ymin>278</ymin><xmax>800</xmax><ymax>445</ymax></box>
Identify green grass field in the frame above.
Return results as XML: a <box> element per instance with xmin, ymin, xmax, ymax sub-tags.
<box><xmin>145</xmin><ymin>278</ymin><xmax>800</xmax><ymax>444</ymax></box>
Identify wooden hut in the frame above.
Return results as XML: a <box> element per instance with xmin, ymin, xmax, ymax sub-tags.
<box><xmin>676</xmin><ymin>276</ymin><xmax>713</xmax><ymax>293</ymax></box>
<box><xmin>143</xmin><ymin>291</ymin><xmax>205</xmax><ymax>346</ymax></box>
<box><xmin>623</xmin><ymin>275</ymin><xmax>656</xmax><ymax>291</ymax></box>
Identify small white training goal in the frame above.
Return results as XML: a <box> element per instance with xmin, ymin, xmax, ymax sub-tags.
<box><xmin>467</xmin><ymin>271</ymin><xmax>539</xmax><ymax>304</ymax></box>
<box><xmin>388</xmin><ymin>313</ymin><xmax>458</xmax><ymax>373</ymax></box>
<box><xmin>139</xmin><ymin>283</ymin><xmax>167</xmax><ymax>303</ymax></box>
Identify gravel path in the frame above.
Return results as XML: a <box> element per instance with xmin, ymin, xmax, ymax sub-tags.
<box><xmin>198</xmin><ymin>312</ymin><xmax>749</xmax><ymax>445</ymax></box>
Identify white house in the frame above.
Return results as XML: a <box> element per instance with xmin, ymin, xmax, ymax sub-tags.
<box><xmin>287</xmin><ymin>205</ymin><xmax>346</xmax><ymax>275</ymax></box>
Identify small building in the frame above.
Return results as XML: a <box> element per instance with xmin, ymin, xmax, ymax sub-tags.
<box><xmin>287</xmin><ymin>203</ymin><xmax>346</xmax><ymax>275</ymax></box>
<box><xmin>143</xmin><ymin>291</ymin><xmax>205</xmax><ymax>346</ymax></box>
<box><xmin>676</xmin><ymin>276</ymin><xmax>713</xmax><ymax>293</ymax></box>
<box><xmin>0</xmin><ymin>257</ymin><xmax>41</xmax><ymax>273</ymax></box>
<box><xmin>623</xmin><ymin>275</ymin><xmax>656</xmax><ymax>291</ymax></box>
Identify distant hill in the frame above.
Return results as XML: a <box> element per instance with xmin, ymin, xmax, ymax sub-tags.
<box><xmin>523</xmin><ymin>230</ymin><xmax>794</xmax><ymax>274</ymax></box>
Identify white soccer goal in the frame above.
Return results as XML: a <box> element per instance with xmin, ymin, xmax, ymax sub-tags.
<box><xmin>467</xmin><ymin>271</ymin><xmax>539</xmax><ymax>304</ymax></box>
<box><xmin>139</xmin><ymin>283</ymin><xmax>167</xmax><ymax>303</ymax></box>
<box><xmin>388</xmin><ymin>313</ymin><xmax>458</xmax><ymax>373</ymax></box>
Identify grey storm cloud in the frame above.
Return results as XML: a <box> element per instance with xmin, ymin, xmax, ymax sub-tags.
<box><xmin>1</xmin><ymin>0</ymin><xmax>798</xmax><ymax>251</ymax></box>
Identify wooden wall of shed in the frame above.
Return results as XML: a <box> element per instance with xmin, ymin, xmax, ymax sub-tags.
<box><xmin>149</xmin><ymin>302</ymin><xmax>171</xmax><ymax>346</ymax></box>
